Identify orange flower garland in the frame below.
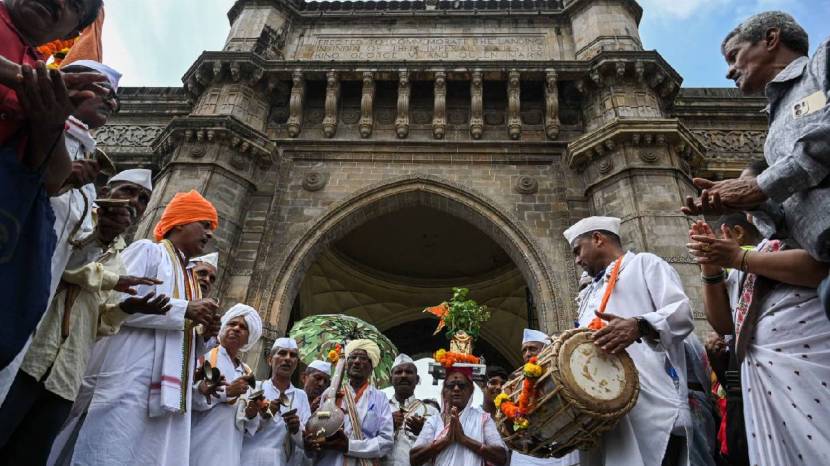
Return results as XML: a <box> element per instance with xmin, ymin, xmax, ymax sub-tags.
<box><xmin>496</xmin><ymin>356</ymin><xmax>541</xmax><ymax>431</ymax></box>
<box><xmin>433</xmin><ymin>348</ymin><xmax>479</xmax><ymax>368</ymax></box>
<box><xmin>36</xmin><ymin>38</ymin><xmax>77</xmax><ymax>69</ymax></box>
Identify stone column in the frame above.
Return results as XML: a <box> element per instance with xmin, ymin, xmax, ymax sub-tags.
<box><xmin>359</xmin><ymin>72</ymin><xmax>375</xmax><ymax>138</ymax></box>
<box><xmin>286</xmin><ymin>70</ymin><xmax>305</xmax><ymax>138</ymax></box>
<box><xmin>395</xmin><ymin>70</ymin><xmax>410</xmax><ymax>139</ymax></box>
<box><xmin>432</xmin><ymin>71</ymin><xmax>447</xmax><ymax>139</ymax></box>
<box><xmin>470</xmin><ymin>71</ymin><xmax>484</xmax><ymax>140</ymax></box>
<box><xmin>545</xmin><ymin>70</ymin><xmax>560</xmax><ymax>140</ymax></box>
<box><xmin>322</xmin><ymin>70</ymin><xmax>339</xmax><ymax>138</ymax></box>
<box><xmin>507</xmin><ymin>70</ymin><xmax>521</xmax><ymax>140</ymax></box>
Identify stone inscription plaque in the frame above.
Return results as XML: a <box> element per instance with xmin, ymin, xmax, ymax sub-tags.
<box><xmin>298</xmin><ymin>34</ymin><xmax>550</xmax><ymax>61</ymax></box>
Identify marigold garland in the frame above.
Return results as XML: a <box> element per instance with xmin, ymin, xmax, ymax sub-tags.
<box><xmin>433</xmin><ymin>348</ymin><xmax>479</xmax><ymax>368</ymax></box>
<box><xmin>498</xmin><ymin>357</ymin><xmax>541</xmax><ymax>431</ymax></box>
<box><xmin>36</xmin><ymin>38</ymin><xmax>77</xmax><ymax>69</ymax></box>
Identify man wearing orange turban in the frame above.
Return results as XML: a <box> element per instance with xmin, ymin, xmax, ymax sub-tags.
<box><xmin>153</xmin><ymin>190</ymin><xmax>219</xmax><ymax>242</ymax></box>
<box><xmin>58</xmin><ymin>190</ymin><xmax>222</xmax><ymax>466</ymax></box>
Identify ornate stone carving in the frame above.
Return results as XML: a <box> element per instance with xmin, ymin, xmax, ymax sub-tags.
<box><xmin>323</xmin><ymin>71</ymin><xmax>340</xmax><ymax>138</ymax></box>
<box><xmin>93</xmin><ymin>125</ymin><xmax>164</xmax><ymax>148</ymax></box>
<box><xmin>230</xmin><ymin>62</ymin><xmax>241</xmax><ymax>83</ymax></box>
<box><xmin>359</xmin><ymin>72</ymin><xmax>374</xmax><ymax>138</ymax></box>
<box><xmin>692</xmin><ymin>130</ymin><xmax>767</xmax><ymax>155</ymax></box>
<box><xmin>639</xmin><ymin>152</ymin><xmax>659</xmax><ymax>163</ymax></box>
<box><xmin>253</xmin><ymin>25</ymin><xmax>287</xmax><ymax>60</ymax></box>
<box><xmin>615</xmin><ymin>62</ymin><xmax>626</xmax><ymax>79</ymax></box>
<box><xmin>635</xmin><ymin>61</ymin><xmax>645</xmax><ymax>83</ymax></box>
<box><xmin>287</xmin><ymin>71</ymin><xmax>305</xmax><ymax>138</ymax></box>
<box><xmin>470</xmin><ymin>71</ymin><xmax>483</xmax><ymax>140</ymax></box>
<box><xmin>514</xmin><ymin>176</ymin><xmax>538</xmax><ymax>194</ymax></box>
<box><xmin>302</xmin><ymin>172</ymin><xmax>329</xmax><ymax>192</ymax></box>
<box><xmin>598</xmin><ymin>158</ymin><xmax>614</xmax><ymax>174</ymax></box>
<box><xmin>433</xmin><ymin>71</ymin><xmax>447</xmax><ymax>139</ymax></box>
<box><xmin>544</xmin><ymin>70</ymin><xmax>560</xmax><ymax>140</ymax></box>
<box><xmin>395</xmin><ymin>71</ymin><xmax>410</xmax><ymax>139</ymax></box>
<box><xmin>507</xmin><ymin>70</ymin><xmax>521</xmax><ymax>140</ymax></box>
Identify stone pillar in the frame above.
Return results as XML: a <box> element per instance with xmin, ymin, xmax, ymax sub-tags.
<box><xmin>286</xmin><ymin>70</ymin><xmax>305</xmax><ymax>138</ymax></box>
<box><xmin>395</xmin><ymin>70</ymin><xmax>410</xmax><ymax>139</ymax></box>
<box><xmin>433</xmin><ymin>71</ymin><xmax>447</xmax><ymax>139</ymax></box>
<box><xmin>470</xmin><ymin>71</ymin><xmax>484</xmax><ymax>140</ymax></box>
<box><xmin>507</xmin><ymin>70</ymin><xmax>521</xmax><ymax>140</ymax></box>
<box><xmin>359</xmin><ymin>72</ymin><xmax>375</xmax><ymax>138</ymax></box>
<box><xmin>322</xmin><ymin>71</ymin><xmax>339</xmax><ymax>138</ymax></box>
<box><xmin>566</xmin><ymin>0</ymin><xmax>643</xmax><ymax>60</ymax></box>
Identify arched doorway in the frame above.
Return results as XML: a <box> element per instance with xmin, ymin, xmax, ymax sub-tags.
<box><xmin>265</xmin><ymin>175</ymin><xmax>563</xmax><ymax>370</ymax></box>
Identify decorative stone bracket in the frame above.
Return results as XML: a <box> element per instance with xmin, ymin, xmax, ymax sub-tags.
<box><xmin>153</xmin><ymin>115</ymin><xmax>275</xmax><ymax>169</ymax></box>
<box><xmin>579</xmin><ymin>52</ymin><xmax>683</xmax><ymax>105</ymax></box>
<box><xmin>566</xmin><ymin>118</ymin><xmax>705</xmax><ymax>172</ymax></box>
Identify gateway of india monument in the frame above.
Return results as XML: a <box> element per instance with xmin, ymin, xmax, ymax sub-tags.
<box><xmin>97</xmin><ymin>0</ymin><xmax>768</xmax><ymax>371</ymax></box>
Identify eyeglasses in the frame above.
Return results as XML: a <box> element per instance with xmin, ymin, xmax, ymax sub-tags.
<box><xmin>444</xmin><ymin>382</ymin><xmax>469</xmax><ymax>391</ymax></box>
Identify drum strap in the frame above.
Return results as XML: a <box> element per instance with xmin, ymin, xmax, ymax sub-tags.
<box><xmin>588</xmin><ymin>256</ymin><xmax>623</xmax><ymax>330</ymax></box>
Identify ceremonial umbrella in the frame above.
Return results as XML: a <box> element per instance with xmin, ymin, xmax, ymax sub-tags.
<box><xmin>289</xmin><ymin>314</ymin><xmax>399</xmax><ymax>388</ymax></box>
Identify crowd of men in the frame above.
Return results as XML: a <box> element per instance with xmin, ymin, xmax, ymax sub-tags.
<box><xmin>0</xmin><ymin>1</ymin><xmax>828</xmax><ymax>465</ymax></box>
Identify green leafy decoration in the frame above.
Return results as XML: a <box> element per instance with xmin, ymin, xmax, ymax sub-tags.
<box><xmin>443</xmin><ymin>287</ymin><xmax>490</xmax><ymax>340</ymax></box>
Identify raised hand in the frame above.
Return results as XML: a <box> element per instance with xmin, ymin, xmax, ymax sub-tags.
<box><xmin>688</xmin><ymin>224</ymin><xmax>744</xmax><ymax>269</ymax></box>
<box><xmin>283</xmin><ymin>408</ymin><xmax>300</xmax><ymax>434</ymax></box>
<box><xmin>63</xmin><ymin>159</ymin><xmax>101</xmax><ymax>190</ymax></box>
<box><xmin>114</xmin><ymin>276</ymin><xmax>162</xmax><ymax>295</ymax></box>
<box><xmin>198</xmin><ymin>374</ymin><xmax>226</xmax><ymax>404</ymax></box>
<box><xmin>120</xmin><ymin>292</ymin><xmax>172</xmax><ymax>315</ymax></box>
<box><xmin>97</xmin><ymin>205</ymin><xmax>135</xmax><ymax>243</ymax></box>
<box><xmin>406</xmin><ymin>414</ymin><xmax>426</xmax><ymax>436</ymax></box>
<box><xmin>225</xmin><ymin>377</ymin><xmax>250</xmax><ymax>399</ymax></box>
<box><xmin>593</xmin><ymin>312</ymin><xmax>640</xmax><ymax>354</ymax></box>
<box><xmin>185</xmin><ymin>298</ymin><xmax>219</xmax><ymax>327</ymax></box>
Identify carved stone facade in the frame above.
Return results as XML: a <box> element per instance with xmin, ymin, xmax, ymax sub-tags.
<box><xmin>99</xmin><ymin>0</ymin><xmax>767</xmax><ymax>369</ymax></box>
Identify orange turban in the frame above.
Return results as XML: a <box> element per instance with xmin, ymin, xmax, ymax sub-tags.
<box><xmin>153</xmin><ymin>190</ymin><xmax>219</xmax><ymax>241</ymax></box>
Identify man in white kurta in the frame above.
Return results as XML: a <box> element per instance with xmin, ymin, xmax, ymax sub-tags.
<box><xmin>241</xmin><ymin>337</ymin><xmax>312</xmax><ymax>466</ymax></box>
<box><xmin>510</xmin><ymin>329</ymin><xmax>580</xmax><ymax>466</ymax></box>
<box><xmin>308</xmin><ymin>339</ymin><xmax>394</xmax><ymax>466</ymax></box>
<box><xmin>565</xmin><ymin>216</ymin><xmax>694</xmax><ymax>466</ymax></box>
<box><xmin>59</xmin><ymin>190</ymin><xmax>221</xmax><ymax>465</ymax></box>
<box><xmin>190</xmin><ymin>304</ymin><xmax>263</xmax><ymax>466</ymax></box>
<box><xmin>382</xmin><ymin>354</ymin><xmax>439</xmax><ymax>466</ymax></box>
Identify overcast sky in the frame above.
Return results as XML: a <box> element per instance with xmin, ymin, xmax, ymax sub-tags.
<box><xmin>102</xmin><ymin>0</ymin><xmax>830</xmax><ymax>88</ymax></box>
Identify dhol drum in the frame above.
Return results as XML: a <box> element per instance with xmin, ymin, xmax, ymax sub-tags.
<box><xmin>495</xmin><ymin>328</ymin><xmax>639</xmax><ymax>458</ymax></box>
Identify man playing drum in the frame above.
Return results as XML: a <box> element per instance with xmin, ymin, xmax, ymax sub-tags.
<box><xmin>509</xmin><ymin>329</ymin><xmax>579</xmax><ymax>466</ymax></box>
<box><xmin>565</xmin><ymin>216</ymin><xmax>695</xmax><ymax>466</ymax></box>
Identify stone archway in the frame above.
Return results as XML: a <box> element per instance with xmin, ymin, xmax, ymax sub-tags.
<box><xmin>265</xmin><ymin>175</ymin><xmax>565</xmax><ymax>346</ymax></box>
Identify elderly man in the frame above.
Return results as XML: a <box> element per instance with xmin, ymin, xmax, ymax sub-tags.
<box><xmin>0</xmin><ymin>169</ymin><xmax>166</xmax><ymax>464</ymax></box>
<box><xmin>565</xmin><ymin>216</ymin><xmax>694</xmax><ymax>466</ymax></box>
<box><xmin>510</xmin><ymin>330</ymin><xmax>579</xmax><ymax>466</ymax></box>
<box><xmin>58</xmin><ymin>190</ymin><xmax>221</xmax><ymax>465</ymax></box>
<box><xmin>240</xmin><ymin>337</ymin><xmax>311</xmax><ymax>466</ymax></box>
<box><xmin>383</xmin><ymin>354</ymin><xmax>439</xmax><ymax>466</ymax></box>
<box><xmin>411</xmin><ymin>366</ymin><xmax>507</xmax><ymax>466</ymax></box>
<box><xmin>190</xmin><ymin>252</ymin><xmax>218</xmax><ymax>297</ymax></box>
<box><xmin>306</xmin><ymin>339</ymin><xmax>394</xmax><ymax>466</ymax></box>
<box><xmin>302</xmin><ymin>359</ymin><xmax>331</xmax><ymax>414</ymax></box>
<box><xmin>681</xmin><ymin>12</ymin><xmax>830</xmax><ymax>311</ymax></box>
<box><xmin>190</xmin><ymin>304</ymin><xmax>263</xmax><ymax>466</ymax></box>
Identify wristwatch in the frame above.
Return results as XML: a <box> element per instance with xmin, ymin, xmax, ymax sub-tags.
<box><xmin>634</xmin><ymin>316</ymin><xmax>656</xmax><ymax>340</ymax></box>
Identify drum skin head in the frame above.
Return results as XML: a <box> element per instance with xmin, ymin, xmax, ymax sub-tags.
<box><xmin>557</xmin><ymin>331</ymin><xmax>638</xmax><ymax>414</ymax></box>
